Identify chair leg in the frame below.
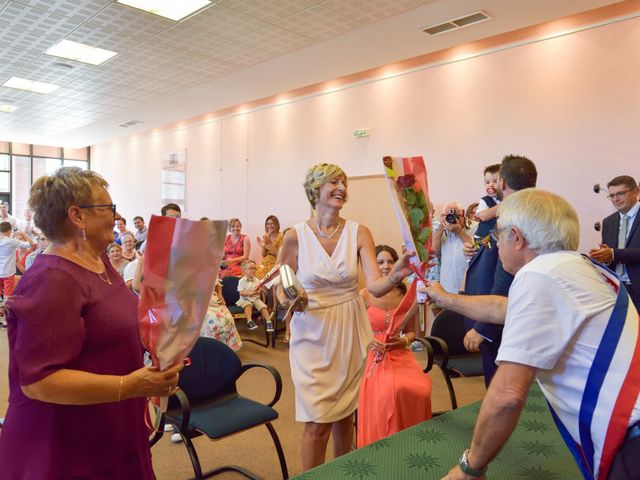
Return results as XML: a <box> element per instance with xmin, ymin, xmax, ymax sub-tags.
<box><xmin>183</xmin><ymin>435</ymin><xmax>205</xmax><ymax>480</ymax></box>
<box><xmin>440</xmin><ymin>366</ymin><xmax>458</xmax><ymax>410</ymax></box>
<box><xmin>265</xmin><ymin>422</ymin><xmax>289</xmax><ymax>480</ymax></box>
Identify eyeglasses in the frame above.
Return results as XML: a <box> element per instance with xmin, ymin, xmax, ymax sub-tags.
<box><xmin>489</xmin><ymin>226</ymin><xmax>509</xmax><ymax>242</ymax></box>
<box><xmin>79</xmin><ymin>203</ymin><xmax>117</xmax><ymax>217</ymax></box>
<box><xmin>606</xmin><ymin>189</ymin><xmax>634</xmax><ymax>200</ymax></box>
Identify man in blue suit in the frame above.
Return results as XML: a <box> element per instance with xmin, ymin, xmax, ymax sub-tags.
<box><xmin>424</xmin><ymin>155</ymin><xmax>537</xmax><ymax>386</ymax></box>
<box><xmin>589</xmin><ymin>175</ymin><xmax>640</xmax><ymax>310</ymax></box>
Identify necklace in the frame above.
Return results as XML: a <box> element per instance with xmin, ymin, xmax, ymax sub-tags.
<box><xmin>97</xmin><ymin>268</ymin><xmax>112</xmax><ymax>285</ymax></box>
<box><xmin>316</xmin><ymin>219</ymin><xmax>342</xmax><ymax>239</ymax></box>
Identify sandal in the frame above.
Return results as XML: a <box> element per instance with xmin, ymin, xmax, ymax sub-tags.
<box><xmin>283</xmin><ymin>333</ymin><xmax>290</xmax><ymax>343</ymax></box>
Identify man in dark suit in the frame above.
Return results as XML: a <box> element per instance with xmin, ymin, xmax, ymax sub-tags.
<box><xmin>589</xmin><ymin>175</ymin><xmax>640</xmax><ymax>310</ymax></box>
<box><xmin>423</xmin><ymin>155</ymin><xmax>537</xmax><ymax>386</ymax></box>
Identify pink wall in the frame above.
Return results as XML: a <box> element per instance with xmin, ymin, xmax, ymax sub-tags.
<box><xmin>92</xmin><ymin>16</ymin><xmax>640</xmax><ymax>255</ymax></box>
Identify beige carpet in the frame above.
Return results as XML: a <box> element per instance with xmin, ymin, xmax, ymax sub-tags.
<box><xmin>0</xmin><ymin>328</ymin><xmax>486</xmax><ymax>479</ymax></box>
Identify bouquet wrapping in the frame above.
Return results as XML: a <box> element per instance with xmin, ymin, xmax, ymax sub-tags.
<box><xmin>139</xmin><ymin>216</ymin><xmax>228</xmax><ymax>372</ymax></box>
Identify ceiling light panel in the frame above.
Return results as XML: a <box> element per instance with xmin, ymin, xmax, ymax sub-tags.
<box><xmin>116</xmin><ymin>0</ymin><xmax>212</xmax><ymax>21</ymax></box>
<box><xmin>2</xmin><ymin>77</ymin><xmax>60</xmax><ymax>94</ymax></box>
<box><xmin>45</xmin><ymin>39</ymin><xmax>118</xmax><ymax>65</ymax></box>
<box><xmin>0</xmin><ymin>105</ymin><xmax>18</xmax><ymax>113</ymax></box>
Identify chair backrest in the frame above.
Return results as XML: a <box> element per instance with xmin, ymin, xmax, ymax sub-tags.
<box><xmin>170</xmin><ymin>337</ymin><xmax>242</xmax><ymax>408</ymax></box>
<box><xmin>221</xmin><ymin>276</ymin><xmax>241</xmax><ymax>306</ymax></box>
<box><xmin>430</xmin><ymin>309</ymin><xmax>469</xmax><ymax>356</ymax></box>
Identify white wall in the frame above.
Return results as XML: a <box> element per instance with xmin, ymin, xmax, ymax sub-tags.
<box><xmin>92</xmin><ymin>16</ymin><xmax>640</xmax><ymax>257</ymax></box>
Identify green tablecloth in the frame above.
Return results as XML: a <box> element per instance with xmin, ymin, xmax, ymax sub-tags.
<box><xmin>294</xmin><ymin>384</ymin><xmax>581</xmax><ymax>479</ymax></box>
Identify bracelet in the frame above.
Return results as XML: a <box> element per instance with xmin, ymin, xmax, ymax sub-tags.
<box><xmin>117</xmin><ymin>376</ymin><xmax>124</xmax><ymax>402</ymax></box>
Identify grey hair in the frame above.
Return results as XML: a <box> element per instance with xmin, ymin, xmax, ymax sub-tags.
<box><xmin>497</xmin><ymin>189</ymin><xmax>579</xmax><ymax>253</ymax></box>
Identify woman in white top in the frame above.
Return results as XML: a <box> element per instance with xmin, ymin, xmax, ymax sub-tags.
<box><xmin>277</xmin><ymin>163</ymin><xmax>413</xmax><ymax>471</ymax></box>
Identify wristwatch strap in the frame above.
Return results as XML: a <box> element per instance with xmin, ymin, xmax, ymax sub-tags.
<box><xmin>459</xmin><ymin>449</ymin><xmax>488</xmax><ymax>477</ymax></box>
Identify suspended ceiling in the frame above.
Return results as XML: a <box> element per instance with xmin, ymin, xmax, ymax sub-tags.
<box><xmin>0</xmin><ymin>0</ymin><xmax>625</xmax><ymax>147</ymax></box>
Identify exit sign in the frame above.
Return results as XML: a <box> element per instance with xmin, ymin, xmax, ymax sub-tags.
<box><xmin>353</xmin><ymin>129</ymin><xmax>370</xmax><ymax>138</ymax></box>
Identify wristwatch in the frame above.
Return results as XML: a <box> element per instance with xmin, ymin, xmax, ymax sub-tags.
<box><xmin>459</xmin><ymin>449</ymin><xmax>488</xmax><ymax>477</ymax></box>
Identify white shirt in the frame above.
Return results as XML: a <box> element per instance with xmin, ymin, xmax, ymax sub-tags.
<box><xmin>616</xmin><ymin>201</ymin><xmax>639</xmax><ymax>283</ymax></box>
<box><xmin>238</xmin><ymin>277</ymin><xmax>260</xmax><ymax>302</ymax></box>
<box><xmin>476</xmin><ymin>196</ymin><xmax>501</xmax><ymax>213</ymax></box>
<box><xmin>1</xmin><ymin>214</ymin><xmax>18</xmax><ymax>231</ymax></box>
<box><xmin>0</xmin><ymin>236</ymin><xmax>30</xmax><ymax>277</ymax></box>
<box><xmin>123</xmin><ymin>258</ymin><xmax>139</xmax><ymax>285</ymax></box>
<box><xmin>497</xmin><ymin>251</ymin><xmax>640</xmax><ymax>475</ymax></box>
<box><xmin>439</xmin><ymin>228</ymin><xmax>470</xmax><ymax>293</ymax></box>
<box><xmin>18</xmin><ymin>219</ymin><xmax>38</xmax><ymax>240</ymax></box>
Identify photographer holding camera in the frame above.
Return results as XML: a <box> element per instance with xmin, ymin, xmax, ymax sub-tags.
<box><xmin>432</xmin><ymin>203</ymin><xmax>472</xmax><ymax>294</ymax></box>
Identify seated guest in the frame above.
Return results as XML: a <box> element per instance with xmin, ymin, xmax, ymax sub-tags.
<box><xmin>427</xmin><ymin>189</ymin><xmax>640</xmax><ymax>480</ymax></box>
<box><xmin>589</xmin><ymin>175</ymin><xmax>640</xmax><ymax>310</ymax></box>
<box><xmin>432</xmin><ymin>203</ymin><xmax>473</xmax><ymax>294</ymax></box>
<box><xmin>25</xmin><ymin>234</ymin><xmax>49</xmax><ymax>270</ymax></box>
<box><xmin>114</xmin><ymin>217</ymin><xmax>132</xmax><ymax>245</ymax></box>
<box><xmin>255</xmin><ymin>215</ymin><xmax>283</xmax><ymax>279</ymax></box>
<box><xmin>200</xmin><ymin>281</ymin><xmax>243</xmax><ymax>351</ymax></box>
<box><xmin>0</xmin><ymin>166</ymin><xmax>181</xmax><ymax>479</ymax></box>
<box><xmin>237</xmin><ymin>260</ymin><xmax>273</xmax><ymax>332</ymax></box>
<box><xmin>132</xmin><ymin>216</ymin><xmax>147</xmax><ymax>246</ymax></box>
<box><xmin>120</xmin><ymin>233</ymin><xmax>136</xmax><ymax>262</ymax></box>
<box><xmin>219</xmin><ymin>218</ymin><xmax>251</xmax><ymax>278</ymax></box>
<box><xmin>357</xmin><ymin>245</ymin><xmax>431</xmax><ymax>448</ymax></box>
<box><xmin>107</xmin><ymin>242</ymin><xmax>129</xmax><ymax>277</ymax></box>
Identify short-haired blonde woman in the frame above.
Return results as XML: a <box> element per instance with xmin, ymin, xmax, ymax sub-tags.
<box><xmin>107</xmin><ymin>242</ymin><xmax>129</xmax><ymax>277</ymax></box>
<box><xmin>120</xmin><ymin>232</ymin><xmax>136</xmax><ymax>262</ymax></box>
<box><xmin>0</xmin><ymin>167</ymin><xmax>181</xmax><ymax>479</ymax></box>
<box><xmin>277</xmin><ymin>163</ymin><xmax>413</xmax><ymax>471</ymax></box>
<box><xmin>219</xmin><ymin>218</ymin><xmax>251</xmax><ymax>278</ymax></box>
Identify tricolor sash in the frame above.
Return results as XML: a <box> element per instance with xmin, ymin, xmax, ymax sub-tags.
<box><xmin>547</xmin><ymin>258</ymin><xmax>640</xmax><ymax>479</ymax></box>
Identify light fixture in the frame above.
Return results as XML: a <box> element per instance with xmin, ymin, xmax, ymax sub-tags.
<box><xmin>116</xmin><ymin>0</ymin><xmax>211</xmax><ymax>21</ymax></box>
<box><xmin>46</xmin><ymin>39</ymin><xmax>118</xmax><ymax>65</ymax></box>
<box><xmin>0</xmin><ymin>104</ymin><xmax>18</xmax><ymax>113</ymax></box>
<box><xmin>2</xmin><ymin>77</ymin><xmax>59</xmax><ymax>94</ymax></box>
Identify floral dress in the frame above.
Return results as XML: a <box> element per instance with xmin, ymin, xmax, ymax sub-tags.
<box><xmin>199</xmin><ymin>291</ymin><xmax>242</xmax><ymax>351</ymax></box>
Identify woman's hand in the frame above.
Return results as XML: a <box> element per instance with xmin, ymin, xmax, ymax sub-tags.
<box><xmin>385</xmin><ymin>335</ymin><xmax>410</xmax><ymax>351</ymax></box>
<box><xmin>388</xmin><ymin>250</ymin><xmax>416</xmax><ymax>284</ymax></box>
<box><xmin>368</xmin><ymin>338</ymin><xmax>386</xmax><ymax>354</ymax></box>
<box><xmin>123</xmin><ymin>363</ymin><xmax>183</xmax><ymax>399</ymax></box>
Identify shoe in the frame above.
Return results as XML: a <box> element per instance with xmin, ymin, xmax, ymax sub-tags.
<box><xmin>283</xmin><ymin>333</ymin><xmax>290</xmax><ymax>343</ymax></box>
<box><xmin>170</xmin><ymin>432</ymin><xmax>183</xmax><ymax>443</ymax></box>
<box><xmin>247</xmin><ymin>320</ymin><xmax>258</xmax><ymax>331</ymax></box>
<box><xmin>411</xmin><ymin>340</ymin><xmax>424</xmax><ymax>352</ymax></box>
<box><xmin>265</xmin><ymin>321</ymin><xmax>274</xmax><ymax>332</ymax></box>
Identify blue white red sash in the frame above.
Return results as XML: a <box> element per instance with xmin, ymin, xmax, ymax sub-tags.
<box><xmin>547</xmin><ymin>259</ymin><xmax>640</xmax><ymax>479</ymax></box>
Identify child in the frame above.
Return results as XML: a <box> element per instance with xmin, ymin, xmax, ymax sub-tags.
<box><xmin>0</xmin><ymin>222</ymin><xmax>33</xmax><ymax>324</ymax></box>
<box><xmin>237</xmin><ymin>260</ymin><xmax>274</xmax><ymax>332</ymax></box>
<box><xmin>473</xmin><ymin>164</ymin><xmax>501</xmax><ymax>239</ymax></box>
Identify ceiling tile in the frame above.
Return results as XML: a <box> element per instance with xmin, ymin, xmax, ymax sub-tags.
<box><xmin>276</xmin><ymin>4</ymin><xmax>361</xmax><ymax>41</ymax></box>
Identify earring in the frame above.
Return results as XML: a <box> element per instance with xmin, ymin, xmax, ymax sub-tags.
<box><xmin>82</xmin><ymin>228</ymin><xmax>87</xmax><ymax>241</ymax></box>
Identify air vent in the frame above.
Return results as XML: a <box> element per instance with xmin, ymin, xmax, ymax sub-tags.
<box><xmin>422</xmin><ymin>10</ymin><xmax>490</xmax><ymax>36</ymax></box>
<box><xmin>119</xmin><ymin>120</ymin><xmax>144</xmax><ymax>128</ymax></box>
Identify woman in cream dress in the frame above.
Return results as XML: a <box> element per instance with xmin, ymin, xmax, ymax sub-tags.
<box><xmin>278</xmin><ymin>163</ymin><xmax>413</xmax><ymax>471</ymax></box>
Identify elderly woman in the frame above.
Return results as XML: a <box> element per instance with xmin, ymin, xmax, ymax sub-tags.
<box><xmin>219</xmin><ymin>218</ymin><xmax>251</xmax><ymax>278</ymax></box>
<box><xmin>255</xmin><ymin>215</ymin><xmax>283</xmax><ymax>280</ymax></box>
<box><xmin>277</xmin><ymin>163</ymin><xmax>413</xmax><ymax>470</ymax></box>
<box><xmin>120</xmin><ymin>232</ymin><xmax>136</xmax><ymax>262</ymax></box>
<box><xmin>107</xmin><ymin>242</ymin><xmax>129</xmax><ymax>277</ymax></box>
<box><xmin>0</xmin><ymin>167</ymin><xmax>181</xmax><ymax>479</ymax></box>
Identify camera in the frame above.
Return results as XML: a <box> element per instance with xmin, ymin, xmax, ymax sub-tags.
<box><xmin>446</xmin><ymin>209</ymin><xmax>458</xmax><ymax>224</ymax></box>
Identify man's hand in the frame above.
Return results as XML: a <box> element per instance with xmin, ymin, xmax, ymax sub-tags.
<box><xmin>420</xmin><ymin>281</ymin><xmax>448</xmax><ymax>307</ymax></box>
<box><xmin>463</xmin><ymin>241</ymin><xmax>478</xmax><ymax>259</ymax></box>
<box><xmin>441</xmin><ymin>465</ymin><xmax>484</xmax><ymax>480</ymax></box>
<box><xmin>588</xmin><ymin>244</ymin><xmax>613</xmax><ymax>264</ymax></box>
<box><xmin>463</xmin><ymin>329</ymin><xmax>484</xmax><ymax>352</ymax></box>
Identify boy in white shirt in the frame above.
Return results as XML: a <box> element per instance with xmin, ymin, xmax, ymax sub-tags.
<box><xmin>237</xmin><ymin>260</ymin><xmax>274</xmax><ymax>332</ymax></box>
<box><xmin>0</xmin><ymin>221</ymin><xmax>33</xmax><ymax>300</ymax></box>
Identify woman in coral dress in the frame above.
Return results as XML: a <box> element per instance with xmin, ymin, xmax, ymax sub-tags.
<box><xmin>357</xmin><ymin>245</ymin><xmax>432</xmax><ymax>447</ymax></box>
<box><xmin>219</xmin><ymin>218</ymin><xmax>251</xmax><ymax>278</ymax></box>
<box><xmin>277</xmin><ymin>163</ymin><xmax>414</xmax><ymax>471</ymax></box>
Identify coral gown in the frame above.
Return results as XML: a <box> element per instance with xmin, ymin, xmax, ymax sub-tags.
<box><xmin>357</xmin><ymin>283</ymin><xmax>432</xmax><ymax>447</ymax></box>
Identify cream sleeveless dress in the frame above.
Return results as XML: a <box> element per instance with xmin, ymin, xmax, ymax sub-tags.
<box><xmin>290</xmin><ymin>220</ymin><xmax>373</xmax><ymax>423</ymax></box>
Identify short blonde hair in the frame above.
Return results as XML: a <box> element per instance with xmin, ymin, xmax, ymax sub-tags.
<box><xmin>498</xmin><ymin>189</ymin><xmax>579</xmax><ymax>253</ymax></box>
<box><xmin>29</xmin><ymin>167</ymin><xmax>109</xmax><ymax>243</ymax></box>
<box><xmin>303</xmin><ymin>163</ymin><xmax>346</xmax><ymax>208</ymax></box>
<box><xmin>241</xmin><ymin>260</ymin><xmax>256</xmax><ymax>270</ymax></box>
<box><xmin>228</xmin><ymin>218</ymin><xmax>242</xmax><ymax>231</ymax></box>
<box><xmin>107</xmin><ymin>242</ymin><xmax>122</xmax><ymax>253</ymax></box>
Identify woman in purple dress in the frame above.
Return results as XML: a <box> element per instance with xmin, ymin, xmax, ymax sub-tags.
<box><xmin>0</xmin><ymin>167</ymin><xmax>181</xmax><ymax>479</ymax></box>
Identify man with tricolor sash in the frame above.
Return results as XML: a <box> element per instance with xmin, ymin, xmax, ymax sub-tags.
<box><xmin>424</xmin><ymin>189</ymin><xmax>640</xmax><ymax>480</ymax></box>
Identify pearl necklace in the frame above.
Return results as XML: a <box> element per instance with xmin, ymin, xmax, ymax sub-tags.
<box><xmin>316</xmin><ymin>219</ymin><xmax>342</xmax><ymax>239</ymax></box>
